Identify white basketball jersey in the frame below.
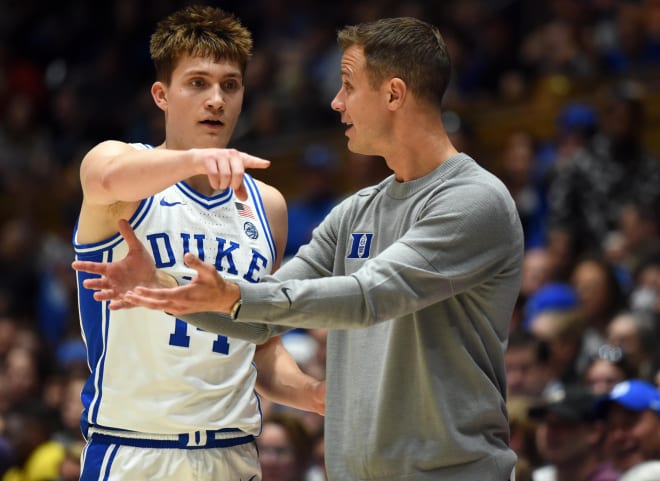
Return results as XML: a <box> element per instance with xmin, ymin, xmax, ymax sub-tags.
<box><xmin>74</xmin><ymin>143</ymin><xmax>276</xmax><ymax>437</ymax></box>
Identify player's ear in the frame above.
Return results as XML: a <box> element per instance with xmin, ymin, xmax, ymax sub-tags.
<box><xmin>151</xmin><ymin>81</ymin><xmax>168</xmax><ymax>112</ymax></box>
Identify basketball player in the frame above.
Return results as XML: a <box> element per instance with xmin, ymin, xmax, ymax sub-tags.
<box><xmin>74</xmin><ymin>17</ymin><xmax>522</xmax><ymax>481</ymax></box>
<box><xmin>73</xmin><ymin>6</ymin><xmax>323</xmax><ymax>481</ymax></box>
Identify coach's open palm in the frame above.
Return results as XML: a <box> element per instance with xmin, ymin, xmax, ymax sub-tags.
<box><xmin>124</xmin><ymin>252</ymin><xmax>240</xmax><ymax>317</ymax></box>
<box><xmin>72</xmin><ymin>218</ymin><xmax>167</xmax><ymax>310</ymax></box>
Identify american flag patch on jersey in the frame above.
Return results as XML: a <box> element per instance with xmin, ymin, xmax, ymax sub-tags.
<box><xmin>235</xmin><ymin>202</ymin><xmax>255</xmax><ymax>219</ymax></box>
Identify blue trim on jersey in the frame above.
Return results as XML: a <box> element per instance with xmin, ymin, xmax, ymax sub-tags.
<box><xmin>77</xmin><ymin>248</ymin><xmax>113</xmax><ymax>428</ymax></box>
<box><xmin>73</xmin><ymin>197</ymin><xmax>154</xmax><ymax>253</ymax></box>
<box><xmin>176</xmin><ymin>181</ymin><xmax>233</xmax><ymax>209</ymax></box>
<box><xmin>128</xmin><ymin>142</ymin><xmax>154</xmax><ymax>151</ymax></box>
<box><xmin>74</xmin><ymin>198</ymin><xmax>154</xmax><ymax>429</ymax></box>
<box><xmin>88</xmin><ymin>432</ymin><xmax>254</xmax><ymax>450</ymax></box>
<box><xmin>80</xmin><ymin>440</ymin><xmax>119</xmax><ymax>481</ymax></box>
<box><xmin>244</xmin><ymin>175</ymin><xmax>276</xmax><ymax>263</ymax></box>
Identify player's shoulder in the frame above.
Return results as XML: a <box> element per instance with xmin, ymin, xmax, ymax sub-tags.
<box><xmin>252</xmin><ymin>178</ymin><xmax>285</xmax><ymax>205</ymax></box>
<box><xmin>82</xmin><ymin>139</ymin><xmax>137</xmax><ymax>162</ymax></box>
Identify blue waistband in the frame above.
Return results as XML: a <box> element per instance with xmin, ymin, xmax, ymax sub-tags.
<box><xmin>88</xmin><ymin>427</ymin><xmax>254</xmax><ymax>450</ymax></box>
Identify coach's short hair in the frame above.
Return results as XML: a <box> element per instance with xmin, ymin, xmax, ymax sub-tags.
<box><xmin>337</xmin><ymin>17</ymin><xmax>451</xmax><ymax>110</ymax></box>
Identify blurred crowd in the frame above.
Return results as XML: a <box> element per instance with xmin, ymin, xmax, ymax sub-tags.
<box><xmin>0</xmin><ymin>0</ymin><xmax>660</xmax><ymax>480</ymax></box>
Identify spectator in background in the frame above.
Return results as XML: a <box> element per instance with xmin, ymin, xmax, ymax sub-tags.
<box><xmin>605</xmin><ymin>197</ymin><xmax>660</xmax><ymax>283</ymax></box>
<box><xmin>596</xmin><ymin>379</ymin><xmax>660</xmax><ymax>474</ymax></box>
<box><xmin>507</xmin><ymin>395</ymin><xmax>540</xmax><ymax>481</ymax></box>
<box><xmin>499</xmin><ymin>130</ymin><xmax>548</xmax><ymax>249</ymax></box>
<box><xmin>55</xmin><ymin>441</ymin><xmax>83</xmax><ymax>481</ymax></box>
<box><xmin>513</xmin><ymin>247</ymin><xmax>554</xmax><ymax>331</ymax></box>
<box><xmin>607</xmin><ymin>311</ymin><xmax>658</xmax><ymax>383</ymax></box>
<box><xmin>2</xmin><ymin>401</ymin><xmax>65</xmax><ymax>481</ymax></box>
<box><xmin>523</xmin><ymin>282</ymin><xmax>579</xmax><ymax>332</ymax></box>
<box><xmin>601</xmin><ymin>2</ymin><xmax>660</xmax><ymax>74</ymax></box>
<box><xmin>258</xmin><ymin>411</ymin><xmax>315</xmax><ymax>481</ymax></box>
<box><xmin>629</xmin><ymin>252</ymin><xmax>660</xmax><ymax>317</ymax></box>
<box><xmin>570</xmin><ymin>254</ymin><xmax>628</xmax><ymax>361</ymax></box>
<box><xmin>546</xmin><ymin>80</ymin><xmax>660</xmax><ymax>266</ymax></box>
<box><xmin>521</xmin><ymin>247</ymin><xmax>554</xmax><ymax>299</ymax></box>
<box><xmin>540</xmin><ymin>102</ymin><xmax>597</xmax><ymax>175</ymax></box>
<box><xmin>528</xmin><ymin>385</ymin><xmax>620</xmax><ymax>481</ymax></box>
<box><xmin>4</xmin><ymin>343</ymin><xmax>44</xmax><ymax>412</ymax></box>
<box><xmin>505</xmin><ymin>328</ymin><xmax>551</xmax><ymax>399</ymax></box>
<box><xmin>583</xmin><ymin>344</ymin><xmax>638</xmax><ymax>395</ymax></box>
<box><xmin>284</xmin><ymin>144</ymin><xmax>342</xmax><ymax>259</ymax></box>
<box><xmin>527</xmin><ymin>309</ymin><xmax>586</xmax><ymax>393</ymax></box>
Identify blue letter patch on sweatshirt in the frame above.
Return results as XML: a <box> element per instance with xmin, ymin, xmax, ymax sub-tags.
<box><xmin>347</xmin><ymin>233</ymin><xmax>374</xmax><ymax>259</ymax></box>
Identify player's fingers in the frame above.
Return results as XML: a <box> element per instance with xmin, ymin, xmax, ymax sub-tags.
<box><xmin>130</xmin><ymin>286</ymin><xmax>175</xmax><ymax>299</ymax></box>
<box><xmin>124</xmin><ymin>289</ymin><xmax>174</xmax><ymax>310</ymax></box>
<box><xmin>183</xmin><ymin>252</ymin><xmax>211</xmax><ymax>275</ymax></box>
<box><xmin>242</xmin><ymin>153</ymin><xmax>271</xmax><ymax>170</ymax></box>
<box><xmin>203</xmin><ymin>155</ymin><xmax>221</xmax><ymax>190</ymax></box>
<box><xmin>93</xmin><ymin>289</ymin><xmax>117</xmax><ymax>302</ymax></box>
<box><xmin>229</xmin><ymin>153</ymin><xmax>246</xmax><ymax>198</ymax></box>
<box><xmin>83</xmin><ymin>278</ymin><xmax>111</xmax><ymax>290</ymax></box>
<box><xmin>108</xmin><ymin>299</ymin><xmax>136</xmax><ymax>310</ymax></box>
<box><xmin>214</xmin><ymin>153</ymin><xmax>232</xmax><ymax>191</ymax></box>
<box><xmin>117</xmin><ymin>218</ymin><xmax>141</xmax><ymax>250</ymax></box>
<box><xmin>72</xmin><ymin>260</ymin><xmax>107</xmax><ymax>276</ymax></box>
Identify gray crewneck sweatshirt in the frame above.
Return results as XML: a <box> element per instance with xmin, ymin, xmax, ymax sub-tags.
<box><xmin>183</xmin><ymin>153</ymin><xmax>523</xmax><ymax>480</ymax></box>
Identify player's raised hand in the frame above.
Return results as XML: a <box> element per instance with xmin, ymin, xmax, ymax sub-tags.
<box><xmin>72</xmin><ymin>219</ymin><xmax>170</xmax><ymax>309</ymax></box>
<box><xmin>124</xmin><ymin>251</ymin><xmax>240</xmax><ymax>316</ymax></box>
<box><xmin>192</xmin><ymin>148</ymin><xmax>270</xmax><ymax>200</ymax></box>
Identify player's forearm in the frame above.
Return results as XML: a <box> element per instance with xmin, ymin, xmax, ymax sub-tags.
<box><xmin>84</xmin><ymin>147</ymin><xmax>198</xmax><ymax>203</ymax></box>
<box><xmin>257</xmin><ymin>372</ymin><xmax>325</xmax><ymax>415</ymax></box>
<box><xmin>254</xmin><ymin>338</ymin><xmax>325</xmax><ymax>415</ymax></box>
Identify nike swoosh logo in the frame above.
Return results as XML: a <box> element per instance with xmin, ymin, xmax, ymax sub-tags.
<box><xmin>160</xmin><ymin>198</ymin><xmax>184</xmax><ymax>207</ymax></box>
<box><xmin>281</xmin><ymin>287</ymin><xmax>292</xmax><ymax>308</ymax></box>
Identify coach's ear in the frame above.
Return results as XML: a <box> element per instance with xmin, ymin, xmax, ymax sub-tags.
<box><xmin>151</xmin><ymin>81</ymin><xmax>168</xmax><ymax>112</ymax></box>
<box><xmin>386</xmin><ymin>77</ymin><xmax>407</xmax><ymax>111</ymax></box>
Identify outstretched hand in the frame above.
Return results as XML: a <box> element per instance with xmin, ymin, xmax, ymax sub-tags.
<box><xmin>72</xmin><ymin>219</ymin><xmax>167</xmax><ymax>309</ymax></box>
<box><xmin>123</xmin><ymin>251</ymin><xmax>240</xmax><ymax>316</ymax></box>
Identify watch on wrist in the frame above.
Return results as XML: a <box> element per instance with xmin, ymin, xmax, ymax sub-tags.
<box><xmin>230</xmin><ymin>298</ymin><xmax>242</xmax><ymax>320</ymax></box>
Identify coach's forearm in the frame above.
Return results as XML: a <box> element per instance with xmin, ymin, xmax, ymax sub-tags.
<box><xmin>179</xmin><ymin>312</ymin><xmax>290</xmax><ymax>344</ymax></box>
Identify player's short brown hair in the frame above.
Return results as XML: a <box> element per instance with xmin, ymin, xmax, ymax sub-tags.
<box><xmin>150</xmin><ymin>5</ymin><xmax>253</xmax><ymax>84</ymax></box>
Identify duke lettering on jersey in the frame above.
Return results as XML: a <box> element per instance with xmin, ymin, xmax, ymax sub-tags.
<box><xmin>146</xmin><ymin>231</ymin><xmax>268</xmax><ymax>283</ymax></box>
